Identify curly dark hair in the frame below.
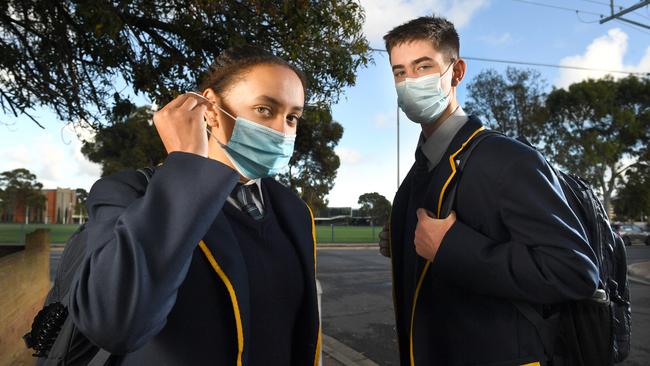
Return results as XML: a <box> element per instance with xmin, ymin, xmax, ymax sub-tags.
<box><xmin>198</xmin><ymin>45</ymin><xmax>307</xmax><ymax>94</ymax></box>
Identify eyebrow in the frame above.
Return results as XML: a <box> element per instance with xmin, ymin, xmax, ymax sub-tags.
<box><xmin>256</xmin><ymin>95</ymin><xmax>303</xmax><ymax>112</ymax></box>
<box><xmin>391</xmin><ymin>56</ymin><xmax>438</xmax><ymax>71</ymax></box>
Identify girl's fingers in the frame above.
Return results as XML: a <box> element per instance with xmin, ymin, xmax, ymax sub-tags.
<box><xmin>179</xmin><ymin>94</ymin><xmax>200</xmax><ymax>111</ymax></box>
<box><xmin>161</xmin><ymin>92</ymin><xmax>212</xmax><ymax>114</ymax></box>
<box><xmin>166</xmin><ymin>93</ymin><xmax>191</xmax><ymax>109</ymax></box>
<box><xmin>183</xmin><ymin>92</ymin><xmax>214</xmax><ymax>112</ymax></box>
<box><xmin>190</xmin><ymin>99</ymin><xmax>213</xmax><ymax>112</ymax></box>
<box><xmin>185</xmin><ymin>91</ymin><xmax>211</xmax><ymax>103</ymax></box>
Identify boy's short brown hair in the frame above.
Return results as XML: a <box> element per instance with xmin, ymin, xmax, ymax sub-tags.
<box><xmin>383</xmin><ymin>15</ymin><xmax>460</xmax><ymax>63</ymax></box>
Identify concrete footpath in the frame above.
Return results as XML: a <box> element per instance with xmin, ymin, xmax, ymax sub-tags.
<box><xmin>628</xmin><ymin>260</ymin><xmax>650</xmax><ymax>286</ymax></box>
<box><xmin>322</xmin><ymin>334</ymin><xmax>379</xmax><ymax>366</ymax></box>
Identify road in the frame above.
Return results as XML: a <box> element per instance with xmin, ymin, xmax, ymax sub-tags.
<box><xmin>625</xmin><ymin>246</ymin><xmax>650</xmax><ymax>366</ymax></box>
<box><xmin>317</xmin><ymin>246</ymin><xmax>650</xmax><ymax>366</ymax></box>
<box><xmin>49</xmin><ymin>244</ymin><xmax>649</xmax><ymax>365</ymax></box>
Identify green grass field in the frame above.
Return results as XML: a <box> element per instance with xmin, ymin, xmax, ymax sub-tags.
<box><xmin>0</xmin><ymin>223</ymin><xmax>378</xmax><ymax>244</ymax></box>
<box><xmin>315</xmin><ymin>225</ymin><xmax>378</xmax><ymax>243</ymax></box>
<box><xmin>0</xmin><ymin>224</ymin><xmax>80</xmax><ymax>244</ymax></box>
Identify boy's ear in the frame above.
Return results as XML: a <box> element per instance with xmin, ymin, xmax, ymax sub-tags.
<box><xmin>451</xmin><ymin>58</ymin><xmax>466</xmax><ymax>87</ymax></box>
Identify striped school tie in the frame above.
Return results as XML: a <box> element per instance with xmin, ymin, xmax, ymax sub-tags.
<box><xmin>232</xmin><ymin>183</ymin><xmax>264</xmax><ymax>220</ymax></box>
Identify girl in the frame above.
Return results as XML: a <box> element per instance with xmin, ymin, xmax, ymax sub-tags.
<box><xmin>68</xmin><ymin>46</ymin><xmax>320</xmax><ymax>365</ymax></box>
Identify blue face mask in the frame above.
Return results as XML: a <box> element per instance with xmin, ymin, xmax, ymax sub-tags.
<box><xmin>395</xmin><ymin>62</ymin><xmax>454</xmax><ymax>124</ymax></box>
<box><xmin>208</xmin><ymin>107</ymin><xmax>296</xmax><ymax>180</ymax></box>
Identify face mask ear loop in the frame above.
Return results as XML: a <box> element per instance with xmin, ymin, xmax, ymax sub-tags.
<box><xmin>440</xmin><ymin>58</ymin><xmax>456</xmax><ymax>78</ymax></box>
<box><xmin>441</xmin><ymin>59</ymin><xmax>457</xmax><ymax>99</ymax></box>
<box><xmin>205</xmin><ymin>126</ymin><xmax>225</xmax><ymax>146</ymax></box>
<box><xmin>203</xmin><ymin>114</ymin><xmax>250</xmax><ymax>180</ymax></box>
<box><xmin>203</xmin><ymin>108</ymin><xmax>231</xmax><ymax>147</ymax></box>
<box><xmin>215</xmin><ymin>105</ymin><xmax>236</xmax><ymax>122</ymax></box>
<box><xmin>202</xmin><ymin>100</ymin><xmax>236</xmax><ymax>146</ymax></box>
<box><xmin>185</xmin><ymin>90</ymin><xmax>237</xmax><ymax>126</ymax></box>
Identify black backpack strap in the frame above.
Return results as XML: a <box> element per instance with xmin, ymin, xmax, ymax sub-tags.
<box><xmin>439</xmin><ymin>130</ymin><xmax>502</xmax><ymax>217</ymax></box>
<box><xmin>136</xmin><ymin>166</ymin><xmax>156</xmax><ymax>184</ymax></box>
<box><xmin>438</xmin><ymin>130</ymin><xmax>563</xmax><ymax>362</ymax></box>
<box><xmin>88</xmin><ymin>349</ymin><xmax>112</xmax><ymax>366</ymax></box>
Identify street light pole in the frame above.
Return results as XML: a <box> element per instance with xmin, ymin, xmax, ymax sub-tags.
<box><xmin>397</xmin><ymin>105</ymin><xmax>400</xmax><ymax>190</ymax></box>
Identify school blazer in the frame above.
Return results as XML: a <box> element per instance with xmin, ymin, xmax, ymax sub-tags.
<box><xmin>68</xmin><ymin>152</ymin><xmax>321</xmax><ymax>365</ymax></box>
<box><xmin>389</xmin><ymin>117</ymin><xmax>599</xmax><ymax>366</ymax></box>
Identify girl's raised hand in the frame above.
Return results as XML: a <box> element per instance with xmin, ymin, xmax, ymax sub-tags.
<box><xmin>153</xmin><ymin>93</ymin><xmax>213</xmax><ymax>157</ymax></box>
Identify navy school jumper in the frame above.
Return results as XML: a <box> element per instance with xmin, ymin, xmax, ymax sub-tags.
<box><xmin>389</xmin><ymin>117</ymin><xmax>599</xmax><ymax>366</ymax></box>
<box><xmin>68</xmin><ymin>152</ymin><xmax>321</xmax><ymax>365</ymax></box>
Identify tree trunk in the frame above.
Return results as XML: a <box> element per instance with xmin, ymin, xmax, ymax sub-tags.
<box><xmin>601</xmin><ymin>163</ymin><xmax>619</xmax><ymax>217</ymax></box>
<box><xmin>597</xmin><ymin>175</ymin><xmax>610</xmax><ymax>216</ymax></box>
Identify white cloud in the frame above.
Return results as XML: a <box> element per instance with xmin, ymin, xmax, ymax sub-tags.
<box><xmin>373</xmin><ymin>112</ymin><xmax>393</xmax><ymax>128</ymax></box>
<box><xmin>555</xmin><ymin>28</ymin><xmax>650</xmax><ymax>88</ymax></box>
<box><xmin>360</xmin><ymin>0</ymin><xmax>490</xmax><ymax>46</ymax></box>
<box><xmin>336</xmin><ymin>147</ymin><xmax>363</xmax><ymax>165</ymax></box>
<box><xmin>65</xmin><ymin>124</ymin><xmax>104</xmax><ymax>178</ymax></box>
<box><xmin>327</xmin><ymin>113</ymin><xmax>423</xmax><ymax>208</ymax></box>
<box><xmin>478</xmin><ymin>32</ymin><xmax>514</xmax><ymax>46</ymax></box>
<box><xmin>39</xmin><ymin>138</ymin><xmax>68</xmax><ymax>183</ymax></box>
<box><xmin>0</xmin><ymin>124</ymin><xmax>102</xmax><ymax>191</ymax></box>
<box><xmin>445</xmin><ymin>0</ymin><xmax>491</xmax><ymax>29</ymax></box>
<box><xmin>3</xmin><ymin>145</ymin><xmax>32</xmax><ymax>167</ymax></box>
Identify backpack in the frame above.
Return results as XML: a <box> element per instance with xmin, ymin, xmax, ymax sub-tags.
<box><xmin>441</xmin><ymin>130</ymin><xmax>631</xmax><ymax>366</ymax></box>
<box><xmin>23</xmin><ymin>167</ymin><xmax>156</xmax><ymax>366</ymax></box>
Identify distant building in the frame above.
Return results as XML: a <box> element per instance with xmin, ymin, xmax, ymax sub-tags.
<box><xmin>314</xmin><ymin>206</ymin><xmax>372</xmax><ymax>226</ymax></box>
<box><xmin>3</xmin><ymin>188</ymin><xmax>83</xmax><ymax>224</ymax></box>
<box><xmin>42</xmin><ymin>188</ymin><xmax>77</xmax><ymax>224</ymax></box>
<box><xmin>11</xmin><ymin>200</ymin><xmax>44</xmax><ymax>224</ymax></box>
<box><xmin>316</xmin><ymin>207</ymin><xmax>361</xmax><ymax>218</ymax></box>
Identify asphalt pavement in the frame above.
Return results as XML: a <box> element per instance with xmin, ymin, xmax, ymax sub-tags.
<box><xmin>318</xmin><ymin>248</ymin><xmax>399</xmax><ymax>365</ymax></box>
<box><xmin>317</xmin><ymin>245</ymin><xmax>650</xmax><ymax>366</ymax></box>
<box><xmin>48</xmin><ymin>244</ymin><xmax>650</xmax><ymax>365</ymax></box>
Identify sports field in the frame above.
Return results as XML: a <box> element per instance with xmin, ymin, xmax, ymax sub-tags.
<box><xmin>315</xmin><ymin>225</ymin><xmax>379</xmax><ymax>243</ymax></box>
<box><xmin>0</xmin><ymin>224</ymin><xmax>379</xmax><ymax>244</ymax></box>
<box><xmin>0</xmin><ymin>224</ymin><xmax>80</xmax><ymax>244</ymax></box>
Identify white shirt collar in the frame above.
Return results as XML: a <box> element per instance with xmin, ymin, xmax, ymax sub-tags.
<box><xmin>418</xmin><ymin>106</ymin><xmax>469</xmax><ymax>169</ymax></box>
<box><xmin>243</xmin><ymin>178</ymin><xmax>263</xmax><ymax>206</ymax></box>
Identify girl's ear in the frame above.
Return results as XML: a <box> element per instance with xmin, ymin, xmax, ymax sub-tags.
<box><xmin>202</xmin><ymin>88</ymin><xmax>221</xmax><ymax>128</ymax></box>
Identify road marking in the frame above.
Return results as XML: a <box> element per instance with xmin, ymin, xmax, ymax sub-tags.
<box><xmin>322</xmin><ymin>333</ymin><xmax>379</xmax><ymax>366</ymax></box>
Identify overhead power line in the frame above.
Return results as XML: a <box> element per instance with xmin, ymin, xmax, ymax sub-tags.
<box><xmin>512</xmin><ymin>0</ymin><xmax>650</xmax><ymax>29</ymax></box>
<box><xmin>576</xmin><ymin>0</ymin><xmax>650</xmax><ymax>21</ymax></box>
<box><xmin>461</xmin><ymin>56</ymin><xmax>648</xmax><ymax>76</ymax></box>
<box><xmin>511</xmin><ymin>0</ymin><xmax>602</xmax><ymax>16</ymax></box>
<box><xmin>369</xmin><ymin>48</ymin><xmax>649</xmax><ymax>76</ymax></box>
<box><xmin>577</xmin><ymin>0</ymin><xmax>612</xmax><ymax>6</ymax></box>
<box><xmin>600</xmin><ymin>0</ymin><xmax>650</xmax><ymax>30</ymax></box>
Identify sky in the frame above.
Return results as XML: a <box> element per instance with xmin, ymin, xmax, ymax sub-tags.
<box><xmin>1</xmin><ymin>0</ymin><xmax>649</xmax><ymax>208</ymax></box>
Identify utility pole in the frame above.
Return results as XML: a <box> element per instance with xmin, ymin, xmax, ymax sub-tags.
<box><xmin>397</xmin><ymin>105</ymin><xmax>400</xmax><ymax>190</ymax></box>
<box><xmin>600</xmin><ymin>1</ymin><xmax>650</xmax><ymax>30</ymax></box>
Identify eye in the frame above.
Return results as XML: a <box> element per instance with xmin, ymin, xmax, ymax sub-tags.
<box><xmin>393</xmin><ymin>70</ymin><xmax>405</xmax><ymax>77</ymax></box>
<box><xmin>287</xmin><ymin>115</ymin><xmax>300</xmax><ymax>127</ymax></box>
<box><xmin>255</xmin><ymin>106</ymin><xmax>273</xmax><ymax>117</ymax></box>
<box><xmin>417</xmin><ymin>64</ymin><xmax>432</xmax><ymax>72</ymax></box>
